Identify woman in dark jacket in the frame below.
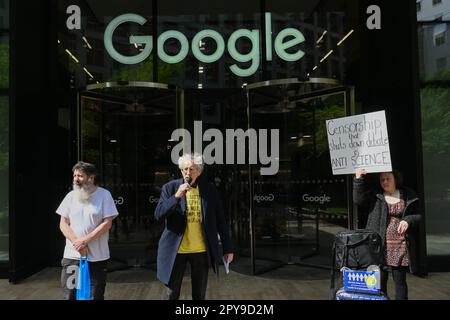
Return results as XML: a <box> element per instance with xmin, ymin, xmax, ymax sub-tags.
<box><xmin>353</xmin><ymin>168</ymin><xmax>421</xmax><ymax>300</ymax></box>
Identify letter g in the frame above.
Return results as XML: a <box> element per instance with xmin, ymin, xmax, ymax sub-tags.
<box><xmin>104</xmin><ymin>14</ymin><xmax>153</xmax><ymax>64</ymax></box>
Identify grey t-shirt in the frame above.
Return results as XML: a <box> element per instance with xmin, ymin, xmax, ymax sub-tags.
<box><xmin>56</xmin><ymin>187</ymin><xmax>119</xmax><ymax>262</ymax></box>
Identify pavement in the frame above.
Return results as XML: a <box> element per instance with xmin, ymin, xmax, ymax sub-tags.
<box><xmin>1</xmin><ymin>262</ymin><xmax>450</xmax><ymax>300</ymax></box>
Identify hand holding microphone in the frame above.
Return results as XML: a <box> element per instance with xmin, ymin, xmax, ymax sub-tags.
<box><xmin>175</xmin><ymin>177</ymin><xmax>192</xmax><ymax>199</ymax></box>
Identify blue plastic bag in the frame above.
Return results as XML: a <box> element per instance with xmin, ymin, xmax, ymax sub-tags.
<box><xmin>76</xmin><ymin>256</ymin><xmax>91</xmax><ymax>300</ymax></box>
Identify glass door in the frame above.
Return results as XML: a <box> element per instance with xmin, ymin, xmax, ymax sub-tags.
<box><xmin>79</xmin><ymin>81</ymin><xmax>179</xmax><ymax>270</ymax></box>
<box><xmin>182</xmin><ymin>88</ymin><xmax>251</xmax><ymax>273</ymax></box>
<box><xmin>246</xmin><ymin>78</ymin><xmax>354</xmax><ymax>275</ymax></box>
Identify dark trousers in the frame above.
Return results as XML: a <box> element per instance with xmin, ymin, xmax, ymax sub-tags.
<box><xmin>61</xmin><ymin>258</ymin><xmax>108</xmax><ymax>300</ymax></box>
<box><xmin>166</xmin><ymin>252</ymin><xmax>209</xmax><ymax>300</ymax></box>
<box><xmin>381</xmin><ymin>266</ymin><xmax>409</xmax><ymax>300</ymax></box>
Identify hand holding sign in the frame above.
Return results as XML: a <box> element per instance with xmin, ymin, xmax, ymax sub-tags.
<box><xmin>355</xmin><ymin>168</ymin><xmax>368</xmax><ymax>179</ymax></box>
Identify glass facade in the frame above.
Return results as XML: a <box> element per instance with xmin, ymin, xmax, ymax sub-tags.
<box><xmin>0</xmin><ymin>95</ymin><xmax>7</xmax><ymax>263</ymax></box>
<box><xmin>247</xmin><ymin>82</ymin><xmax>351</xmax><ymax>273</ymax></box>
<box><xmin>54</xmin><ymin>0</ymin><xmax>360</xmax><ymax>273</ymax></box>
<box><xmin>0</xmin><ymin>0</ymin><xmax>8</xmax><ymax>263</ymax></box>
<box><xmin>418</xmin><ymin>0</ymin><xmax>450</xmax><ymax>259</ymax></box>
<box><xmin>0</xmin><ymin>0</ymin><xmax>427</xmax><ymax>279</ymax></box>
<box><xmin>56</xmin><ymin>0</ymin><xmax>358</xmax><ymax>90</ymax></box>
<box><xmin>79</xmin><ymin>84</ymin><xmax>178</xmax><ymax>267</ymax></box>
<box><xmin>0</xmin><ymin>34</ymin><xmax>7</xmax><ymax>88</ymax></box>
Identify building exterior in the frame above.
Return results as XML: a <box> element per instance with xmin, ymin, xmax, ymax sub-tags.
<box><xmin>0</xmin><ymin>0</ymin><xmax>448</xmax><ymax>285</ymax></box>
<box><xmin>417</xmin><ymin>0</ymin><xmax>450</xmax><ymax>79</ymax></box>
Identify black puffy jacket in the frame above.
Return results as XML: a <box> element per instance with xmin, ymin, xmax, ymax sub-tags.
<box><xmin>353</xmin><ymin>177</ymin><xmax>422</xmax><ymax>275</ymax></box>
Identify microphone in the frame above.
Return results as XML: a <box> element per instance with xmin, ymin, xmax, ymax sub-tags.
<box><xmin>185</xmin><ymin>177</ymin><xmax>192</xmax><ymax>185</ymax></box>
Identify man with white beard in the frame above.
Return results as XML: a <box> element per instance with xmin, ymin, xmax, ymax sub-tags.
<box><xmin>56</xmin><ymin>161</ymin><xmax>119</xmax><ymax>300</ymax></box>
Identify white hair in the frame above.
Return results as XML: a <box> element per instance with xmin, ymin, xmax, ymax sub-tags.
<box><xmin>178</xmin><ymin>153</ymin><xmax>204</xmax><ymax>172</ymax></box>
<box><xmin>73</xmin><ymin>181</ymin><xmax>96</xmax><ymax>203</ymax></box>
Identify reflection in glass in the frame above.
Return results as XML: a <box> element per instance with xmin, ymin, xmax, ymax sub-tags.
<box><xmin>248</xmin><ymin>81</ymin><xmax>350</xmax><ymax>275</ymax></box>
<box><xmin>57</xmin><ymin>0</ymin><xmax>156</xmax><ymax>88</ymax></box>
<box><xmin>183</xmin><ymin>89</ymin><xmax>250</xmax><ymax>271</ymax></box>
<box><xmin>417</xmin><ymin>0</ymin><xmax>449</xmax><ymax>22</ymax></box>
<box><xmin>418</xmin><ymin>15</ymin><xmax>450</xmax><ymax>256</ymax></box>
<box><xmin>0</xmin><ymin>35</ymin><xmax>8</xmax><ymax>88</ymax></box>
<box><xmin>0</xmin><ymin>96</ymin><xmax>8</xmax><ymax>262</ymax></box>
<box><xmin>418</xmin><ymin>23</ymin><xmax>450</xmax><ymax>81</ymax></box>
<box><xmin>80</xmin><ymin>85</ymin><xmax>177</xmax><ymax>268</ymax></box>
<box><xmin>0</xmin><ymin>0</ymin><xmax>9</xmax><ymax>29</ymax></box>
<box><xmin>0</xmin><ymin>0</ymin><xmax>9</xmax><ymax>263</ymax></box>
<box><xmin>265</xmin><ymin>0</ymin><xmax>356</xmax><ymax>82</ymax></box>
<box><xmin>420</xmin><ymin>84</ymin><xmax>450</xmax><ymax>256</ymax></box>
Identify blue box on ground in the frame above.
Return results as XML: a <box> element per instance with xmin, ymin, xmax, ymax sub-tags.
<box><xmin>342</xmin><ymin>269</ymin><xmax>381</xmax><ymax>294</ymax></box>
<box><xmin>336</xmin><ymin>288</ymin><xmax>388</xmax><ymax>300</ymax></box>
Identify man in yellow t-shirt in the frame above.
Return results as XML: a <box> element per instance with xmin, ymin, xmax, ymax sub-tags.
<box><xmin>155</xmin><ymin>153</ymin><xmax>234</xmax><ymax>300</ymax></box>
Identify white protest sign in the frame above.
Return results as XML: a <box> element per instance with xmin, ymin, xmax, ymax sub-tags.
<box><xmin>326</xmin><ymin>110</ymin><xmax>392</xmax><ymax>175</ymax></box>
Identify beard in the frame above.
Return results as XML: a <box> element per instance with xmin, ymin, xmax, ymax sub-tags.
<box><xmin>73</xmin><ymin>181</ymin><xmax>96</xmax><ymax>203</ymax></box>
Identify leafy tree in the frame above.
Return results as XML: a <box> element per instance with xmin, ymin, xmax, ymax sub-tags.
<box><xmin>315</xmin><ymin>104</ymin><xmax>345</xmax><ymax>156</ymax></box>
<box><xmin>297</xmin><ymin>100</ymin><xmax>345</xmax><ymax>158</ymax></box>
<box><xmin>110</xmin><ymin>56</ymin><xmax>182</xmax><ymax>84</ymax></box>
<box><xmin>421</xmin><ymin>68</ymin><xmax>450</xmax><ymax>155</ymax></box>
<box><xmin>0</xmin><ymin>43</ymin><xmax>9</xmax><ymax>174</ymax></box>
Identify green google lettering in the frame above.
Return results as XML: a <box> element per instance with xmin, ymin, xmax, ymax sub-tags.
<box><xmin>104</xmin><ymin>12</ymin><xmax>305</xmax><ymax>77</ymax></box>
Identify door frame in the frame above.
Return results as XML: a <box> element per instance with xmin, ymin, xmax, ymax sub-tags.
<box><xmin>245</xmin><ymin>77</ymin><xmax>355</xmax><ymax>275</ymax></box>
<box><xmin>77</xmin><ymin>81</ymin><xmax>180</xmax><ymax>269</ymax></box>
<box><xmin>75</xmin><ymin>79</ymin><xmax>356</xmax><ymax>275</ymax></box>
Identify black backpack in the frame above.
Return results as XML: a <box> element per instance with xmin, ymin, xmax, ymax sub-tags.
<box><xmin>330</xmin><ymin>229</ymin><xmax>383</xmax><ymax>298</ymax></box>
<box><xmin>333</xmin><ymin>229</ymin><xmax>383</xmax><ymax>269</ymax></box>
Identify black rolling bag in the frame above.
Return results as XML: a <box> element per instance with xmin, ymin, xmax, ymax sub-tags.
<box><xmin>330</xmin><ymin>229</ymin><xmax>385</xmax><ymax>300</ymax></box>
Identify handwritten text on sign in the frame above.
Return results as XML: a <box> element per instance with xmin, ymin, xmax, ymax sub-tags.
<box><xmin>326</xmin><ymin>110</ymin><xmax>392</xmax><ymax>175</ymax></box>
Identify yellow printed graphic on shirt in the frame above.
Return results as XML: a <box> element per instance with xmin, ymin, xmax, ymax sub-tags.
<box><xmin>178</xmin><ymin>187</ymin><xmax>207</xmax><ymax>253</ymax></box>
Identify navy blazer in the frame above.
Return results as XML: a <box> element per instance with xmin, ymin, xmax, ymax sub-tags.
<box><xmin>154</xmin><ymin>176</ymin><xmax>233</xmax><ymax>285</ymax></box>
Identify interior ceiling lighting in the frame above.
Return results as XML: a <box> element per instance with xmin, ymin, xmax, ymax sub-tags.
<box><xmin>83</xmin><ymin>67</ymin><xmax>94</xmax><ymax>79</ymax></box>
<box><xmin>320</xmin><ymin>49</ymin><xmax>333</xmax><ymax>63</ymax></box>
<box><xmin>199</xmin><ymin>40</ymin><xmax>205</xmax><ymax>51</ymax></box>
<box><xmin>65</xmin><ymin>49</ymin><xmax>79</xmax><ymax>63</ymax></box>
<box><xmin>316</xmin><ymin>30</ymin><xmax>327</xmax><ymax>44</ymax></box>
<box><xmin>337</xmin><ymin>29</ymin><xmax>354</xmax><ymax>46</ymax></box>
<box><xmin>312</xmin><ymin>65</ymin><xmax>318</xmax><ymax>71</ymax></box>
<box><xmin>82</xmin><ymin>36</ymin><xmax>93</xmax><ymax>50</ymax></box>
